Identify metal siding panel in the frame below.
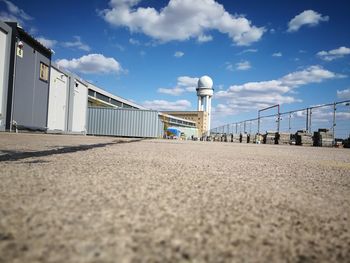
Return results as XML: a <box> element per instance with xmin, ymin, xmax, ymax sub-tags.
<box><xmin>12</xmin><ymin>41</ymin><xmax>35</xmax><ymax>128</ymax></box>
<box><xmin>86</xmin><ymin>107</ymin><xmax>160</xmax><ymax>137</ymax></box>
<box><xmin>33</xmin><ymin>52</ymin><xmax>50</xmax><ymax>129</ymax></box>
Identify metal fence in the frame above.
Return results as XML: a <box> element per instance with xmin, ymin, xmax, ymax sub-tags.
<box><xmin>211</xmin><ymin>100</ymin><xmax>350</xmax><ymax>140</ymax></box>
<box><xmin>87</xmin><ymin>107</ymin><xmax>164</xmax><ymax>138</ymax></box>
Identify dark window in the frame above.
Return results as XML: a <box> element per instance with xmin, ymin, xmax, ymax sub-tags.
<box><xmin>111</xmin><ymin>99</ymin><xmax>122</xmax><ymax>107</ymax></box>
<box><xmin>96</xmin><ymin>92</ymin><xmax>110</xmax><ymax>103</ymax></box>
<box><xmin>88</xmin><ymin>89</ymin><xmax>95</xmax><ymax>97</ymax></box>
<box><xmin>123</xmin><ymin>104</ymin><xmax>132</xmax><ymax>108</ymax></box>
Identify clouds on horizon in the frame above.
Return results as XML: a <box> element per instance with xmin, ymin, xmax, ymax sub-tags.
<box><xmin>337</xmin><ymin>88</ymin><xmax>350</xmax><ymax>99</ymax></box>
<box><xmin>215</xmin><ymin>65</ymin><xmax>345</xmax><ymax>116</ymax></box>
<box><xmin>143</xmin><ymin>99</ymin><xmax>192</xmax><ymax>111</ymax></box>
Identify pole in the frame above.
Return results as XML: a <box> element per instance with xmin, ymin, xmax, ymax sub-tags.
<box><xmin>306</xmin><ymin>108</ymin><xmax>309</xmax><ymax>132</ymax></box>
<box><xmin>333</xmin><ymin>103</ymin><xmax>336</xmax><ymax>146</ymax></box>
<box><xmin>288</xmin><ymin>113</ymin><xmax>291</xmax><ymax>133</ymax></box>
<box><xmin>309</xmin><ymin>108</ymin><xmax>312</xmax><ymax>134</ymax></box>
<box><xmin>258</xmin><ymin>111</ymin><xmax>260</xmax><ymax>135</ymax></box>
<box><xmin>277</xmin><ymin>105</ymin><xmax>280</xmax><ymax>133</ymax></box>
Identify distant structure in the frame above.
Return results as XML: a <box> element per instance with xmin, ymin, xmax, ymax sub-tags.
<box><xmin>197</xmin><ymin>76</ymin><xmax>213</xmax><ymax>135</ymax></box>
<box><xmin>163</xmin><ymin>75</ymin><xmax>213</xmax><ymax>137</ymax></box>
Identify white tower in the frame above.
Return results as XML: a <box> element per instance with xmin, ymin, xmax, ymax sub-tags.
<box><xmin>196</xmin><ymin>75</ymin><xmax>213</xmax><ymax>136</ymax></box>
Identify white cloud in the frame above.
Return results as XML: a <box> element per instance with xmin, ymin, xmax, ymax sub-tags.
<box><xmin>309</xmin><ymin>106</ymin><xmax>350</xmax><ymax>123</ymax></box>
<box><xmin>102</xmin><ymin>0</ymin><xmax>265</xmax><ymax>46</ymax></box>
<box><xmin>197</xmin><ymin>34</ymin><xmax>213</xmax><ymax>43</ymax></box>
<box><xmin>317</xmin><ymin>46</ymin><xmax>350</xmax><ymax>61</ymax></box>
<box><xmin>215</xmin><ymin>65</ymin><xmax>345</xmax><ymax>116</ymax></box>
<box><xmin>143</xmin><ymin>99</ymin><xmax>191</xmax><ymax>111</ymax></box>
<box><xmin>287</xmin><ymin>10</ymin><xmax>329</xmax><ymax>32</ymax></box>
<box><xmin>56</xmin><ymin>54</ymin><xmax>123</xmax><ymax>75</ymax></box>
<box><xmin>272</xmin><ymin>52</ymin><xmax>282</xmax><ymax>57</ymax></box>
<box><xmin>0</xmin><ymin>0</ymin><xmax>32</xmax><ymax>25</ymax></box>
<box><xmin>177</xmin><ymin>76</ymin><xmax>198</xmax><ymax>92</ymax></box>
<box><xmin>225</xmin><ymin>63</ymin><xmax>234</xmax><ymax>72</ymax></box>
<box><xmin>337</xmin><ymin>89</ymin><xmax>350</xmax><ymax>99</ymax></box>
<box><xmin>36</xmin><ymin>36</ymin><xmax>57</xmax><ymax>49</ymax></box>
<box><xmin>237</xmin><ymin>48</ymin><xmax>258</xmax><ymax>55</ymax></box>
<box><xmin>157</xmin><ymin>87</ymin><xmax>185</xmax><ymax>96</ymax></box>
<box><xmin>129</xmin><ymin>38</ymin><xmax>141</xmax><ymax>45</ymax></box>
<box><xmin>280</xmin><ymin>65</ymin><xmax>344</xmax><ymax>87</ymax></box>
<box><xmin>62</xmin><ymin>36</ymin><xmax>91</xmax><ymax>52</ymax></box>
<box><xmin>174</xmin><ymin>51</ymin><xmax>184</xmax><ymax>58</ymax></box>
<box><xmin>157</xmin><ymin>76</ymin><xmax>198</xmax><ymax>95</ymax></box>
<box><xmin>236</xmin><ymin>61</ymin><xmax>251</xmax><ymax>70</ymax></box>
<box><xmin>226</xmin><ymin>61</ymin><xmax>251</xmax><ymax>71</ymax></box>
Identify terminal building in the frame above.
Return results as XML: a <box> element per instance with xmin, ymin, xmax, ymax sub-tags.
<box><xmin>161</xmin><ymin>75</ymin><xmax>214</xmax><ymax>137</ymax></box>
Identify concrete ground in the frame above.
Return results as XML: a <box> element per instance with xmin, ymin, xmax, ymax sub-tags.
<box><xmin>0</xmin><ymin>133</ymin><xmax>349</xmax><ymax>263</ymax></box>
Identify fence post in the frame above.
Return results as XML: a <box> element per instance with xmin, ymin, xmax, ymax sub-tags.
<box><xmin>333</xmin><ymin>103</ymin><xmax>336</xmax><ymax>146</ymax></box>
<box><xmin>288</xmin><ymin>113</ymin><xmax>291</xmax><ymax>133</ymax></box>
<box><xmin>306</xmin><ymin>108</ymin><xmax>309</xmax><ymax>132</ymax></box>
<box><xmin>309</xmin><ymin>108</ymin><xmax>312</xmax><ymax>134</ymax></box>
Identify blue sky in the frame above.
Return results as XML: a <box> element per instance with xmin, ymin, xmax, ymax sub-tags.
<box><xmin>1</xmin><ymin>0</ymin><xmax>350</xmax><ymax>128</ymax></box>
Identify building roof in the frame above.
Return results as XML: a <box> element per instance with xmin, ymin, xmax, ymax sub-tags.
<box><xmin>87</xmin><ymin>82</ymin><xmax>146</xmax><ymax>110</ymax></box>
<box><xmin>5</xmin><ymin>22</ymin><xmax>52</xmax><ymax>57</ymax></box>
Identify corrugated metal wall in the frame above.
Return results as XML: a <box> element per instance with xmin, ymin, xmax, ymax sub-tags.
<box><xmin>87</xmin><ymin>107</ymin><xmax>163</xmax><ymax>138</ymax></box>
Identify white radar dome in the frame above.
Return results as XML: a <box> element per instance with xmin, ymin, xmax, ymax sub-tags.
<box><xmin>198</xmin><ymin>75</ymin><xmax>213</xmax><ymax>89</ymax></box>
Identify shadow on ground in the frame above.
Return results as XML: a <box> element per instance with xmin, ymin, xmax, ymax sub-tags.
<box><xmin>0</xmin><ymin>139</ymin><xmax>142</xmax><ymax>162</ymax></box>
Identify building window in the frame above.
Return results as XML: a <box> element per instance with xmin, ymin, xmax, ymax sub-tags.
<box><xmin>39</xmin><ymin>62</ymin><xmax>49</xmax><ymax>82</ymax></box>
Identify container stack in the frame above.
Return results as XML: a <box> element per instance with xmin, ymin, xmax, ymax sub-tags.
<box><xmin>344</xmin><ymin>136</ymin><xmax>350</xmax><ymax>148</ymax></box>
<box><xmin>213</xmin><ymin>134</ymin><xmax>221</xmax><ymax>142</ymax></box>
<box><xmin>313</xmin><ymin>129</ymin><xmax>333</xmax><ymax>147</ymax></box>
<box><xmin>249</xmin><ymin>134</ymin><xmax>255</xmax><ymax>144</ymax></box>
<box><xmin>264</xmin><ymin>131</ymin><xmax>277</xmax><ymax>144</ymax></box>
<box><xmin>224</xmin><ymin>134</ymin><xmax>232</xmax><ymax>142</ymax></box>
<box><xmin>277</xmin><ymin>132</ymin><xmax>291</xmax><ymax>145</ymax></box>
<box><xmin>232</xmin><ymin>134</ymin><xmax>240</xmax><ymax>143</ymax></box>
<box><xmin>224</xmin><ymin>134</ymin><xmax>229</xmax><ymax>142</ymax></box>
<box><xmin>240</xmin><ymin>133</ymin><xmax>248</xmax><ymax>143</ymax></box>
<box><xmin>295</xmin><ymin>130</ymin><xmax>313</xmax><ymax>146</ymax></box>
<box><xmin>255</xmin><ymin>134</ymin><xmax>264</xmax><ymax>144</ymax></box>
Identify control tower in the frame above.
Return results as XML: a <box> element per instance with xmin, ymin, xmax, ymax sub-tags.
<box><xmin>196</xmin><ymin>76</ymin><xmax>213</xmax><ymax>136</ymax></box>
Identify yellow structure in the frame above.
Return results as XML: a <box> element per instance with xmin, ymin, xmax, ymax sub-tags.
<box><xmin>161</xmin><ymin>111</ymin><xmax>208</xmax><ymax>136</ymax></box>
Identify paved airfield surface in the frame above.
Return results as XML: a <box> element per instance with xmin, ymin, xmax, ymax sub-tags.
<box><xmin>0</xmin><ymin>133</ymin><xmax>349</xmax><ymax>262</ymax></box>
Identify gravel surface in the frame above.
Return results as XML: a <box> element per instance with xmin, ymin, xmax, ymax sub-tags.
<box><xmin>0</xmin><ymin>133</ymin><xmax>349</xmax><ymax>263</ymax></box>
